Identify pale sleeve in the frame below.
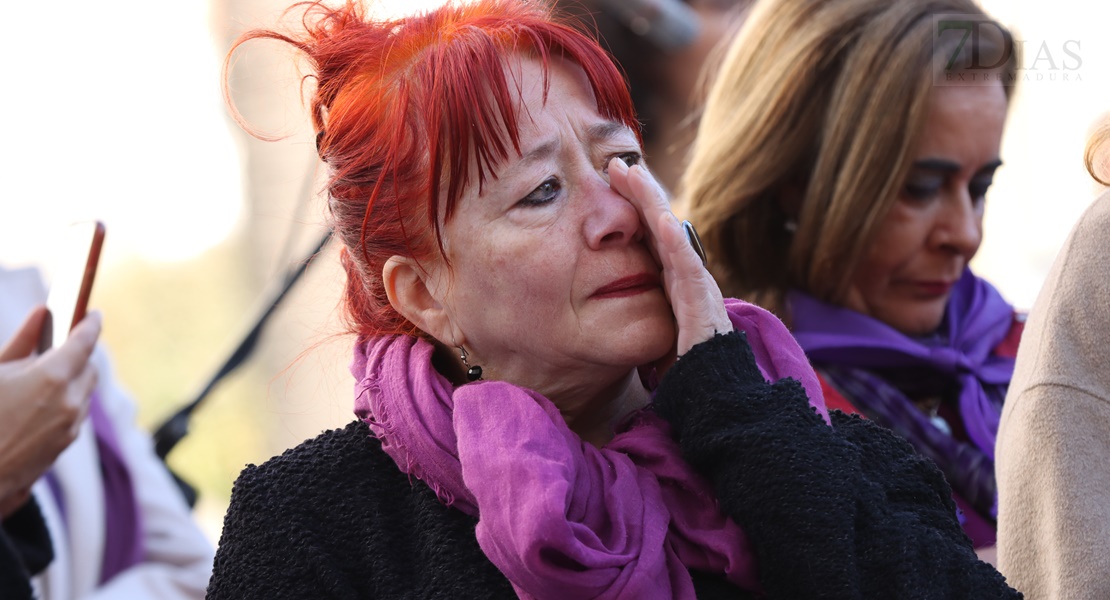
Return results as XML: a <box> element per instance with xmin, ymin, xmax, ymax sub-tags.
<box><xmin>81</xmin><ymin>348</ymin><xmax>214</xmax><ymax>600</ymax></box>
<box><xmin>0</xmin><ymin>264</ymin><xmax>213</xmax><ymax>598</ymax></box>
<box><xmin>996</xmin><ymin>386</ymin><xmax>1110</xmax><ymax>599</ymax></box>
<box><xmin>996</xmin><ymin>190</ymin><xmax>1110</xmax><ymax>599</ymax></box>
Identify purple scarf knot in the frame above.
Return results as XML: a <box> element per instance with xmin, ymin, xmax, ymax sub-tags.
<box><xmin>788</xmin><ymin>269</ymin><xmax>1015</xmax><ymax>525</ymax></box>
<box><xmin>352</xmin><ymin>299</ymin><xmax>826</xmax><ymax>599</ymax></box>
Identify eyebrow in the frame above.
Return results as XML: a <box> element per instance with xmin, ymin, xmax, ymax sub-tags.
<box><xmin>912</xmin><ymin>158</ymin><xmax>1003</xmax><ymax>174</ymax></box>
<box><xmin>587</xmin><ymin>121</ymin><xmax>632</xmax><ymax>144</ymax></box>
<box><xmin>518</xmin><ymin>120</ymin><xmax>633</xmax><ymax>165</ymax></box>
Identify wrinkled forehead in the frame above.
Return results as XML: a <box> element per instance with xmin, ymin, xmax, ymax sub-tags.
<box><xmin>461</xmin><ymin>53</ymin><xmax>631</xmax><ymax>181</ymax></box>
<box><xmin>494</xmin><ymin>53</ymin><xmax>614</xmax><ymax>152</ymax></box>
<box><xmin>428</xmin><ymin>45</ymin><xmax>639</xmax><ymax>241</ymax></box>
<box><xmin>505</xmin><ymin>52</ymin><xmax>596</xmax><ymax>110</ymax></box>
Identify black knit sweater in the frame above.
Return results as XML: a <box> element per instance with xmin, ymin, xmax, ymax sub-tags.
<box><xmin>1</xmin><ymin>498</ymin><xmax>54</xmax><ymax>600</ymax></box>
<box><xmin>207</xmin><ymin>332</ymin><xmax>1020</xmax><ymax>599</ymax></box>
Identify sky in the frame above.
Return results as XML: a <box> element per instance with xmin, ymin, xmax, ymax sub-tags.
<box><xmin>972</xmin><ymin>0</ymin><xmax>1110</xmax><ymax>308</ymax></box>
<box><xmin>1</xmin><ymin>0</ymin><xmax>1107</xmax><ymax>309</ymax></box>
<box><xmin>0</xmin><ymin>0</ymin><xmax>445</xmax><ymax>270</ymax></box>
<box><xmin>0</xmin><ymin>1</ymin><xmax>241</xmax><ymax>266</ymax></box>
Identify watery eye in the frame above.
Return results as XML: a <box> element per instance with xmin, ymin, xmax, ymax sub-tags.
<box><xmin>519</xmin><ymin>178</ymin><xmax>560</xmax><ymax>207</ymax></box>
<box><xmin>602</xmin><ymin>152</ymin><xmax>643</xmax><ymax>177</ymax></box>
<box><xmin>619</xmin><ymin>152</ymin><xmax>642</xmax><ymax>167</ymax></box>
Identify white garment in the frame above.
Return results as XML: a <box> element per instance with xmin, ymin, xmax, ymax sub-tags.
<box><xmin>0</xmin><ymin>266</ymin><xmax>213</xmax><ymax>599</ymax></box>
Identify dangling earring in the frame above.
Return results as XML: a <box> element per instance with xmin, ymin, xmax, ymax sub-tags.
<box><xmin>458</xmin><ymin>346</ymin><xmax>483</xmax><ymax>382</ymax></box>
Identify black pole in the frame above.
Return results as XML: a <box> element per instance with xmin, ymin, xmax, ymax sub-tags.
<box><xmin>152</xmin><ymin>230</ymin><xmax>332</xmax><ymax>463</ymax></box>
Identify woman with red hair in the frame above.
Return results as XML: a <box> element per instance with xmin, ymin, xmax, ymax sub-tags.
<box><xmin>207</xmin><ymin>1</ymin><xmax>1019</xmax><ymax>597</ymax></box>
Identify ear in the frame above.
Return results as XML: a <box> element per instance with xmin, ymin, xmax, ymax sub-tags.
<box><xmin>383</xmin><ymin>256</ymin><xmax>461</xmax><ymax>346</ymax></box>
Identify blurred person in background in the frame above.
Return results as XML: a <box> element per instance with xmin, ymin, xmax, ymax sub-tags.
<box><xmin>207</xmin><ymin>1</ymin><xmax>1019</xmax><ymax>598</ymax></box>
<box><xmin>683</xmin><ymin>0</ymin><xmax>1020</xmax><ymax>563</ymax></box>
<box><xmin>549</xmin><ymin>0</ymin><xmax>750</xmax><ymax>195</ymax></box>
<box><xmin>995</xmin><ymin>124</ymin><xmax>1110</xmax><ymax>598</ymax></box>
<box><xmin>0</xmin><ymin>266</ymin><xmax>213</xmax><ymax>598</ymax></box>
<box><xmin>0</xmin><ymin>298</ymin><xmax>99</xmax><ymax>599</ymax></box>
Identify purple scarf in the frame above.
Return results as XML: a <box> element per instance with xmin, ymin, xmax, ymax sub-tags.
<box><xmin>788</xmin><ymin>269</ymin><xmax>1014</xmax><ymax>523</ymax></box>
<box><xmin>88</xmin><ymin>391</ymin><xmax>145</xmax><ymax>583</ymax></box>
<box><xmin>352</xmin><ymin>299</ymin><xmax>826</xmax><ymax>599</ymax></box>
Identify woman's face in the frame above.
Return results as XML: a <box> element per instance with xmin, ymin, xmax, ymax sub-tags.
<box><xmin>426</xmin><ymin>56</ymin><xmax>675</xmax><ymax>396</ymax></box>
<box><xmin>841</xmin><ymin>82</ymin><xmax>1008</xmax><ymax>336</ymax></box>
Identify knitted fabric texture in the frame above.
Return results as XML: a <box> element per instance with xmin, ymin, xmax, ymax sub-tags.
<box><xmin>209</xmin><ymin>332</ymin><xmax>1021</xmax><ymax>598</ymax></box>
<box><xmin>349</xmin><ymin>299</ymin><xmax>825</xmax><ymax>598</ymax></box>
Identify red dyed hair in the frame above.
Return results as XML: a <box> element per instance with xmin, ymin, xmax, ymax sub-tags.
<box><xmin>225</xmin><ymin>0</ymin><xmax>639</xmax><ymax>339</ymax></box>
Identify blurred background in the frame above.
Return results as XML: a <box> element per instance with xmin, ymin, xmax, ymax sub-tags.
<box><xmin>0</xmin><ymin>0</ymin><xmax>1106</xmax><ymax>544</ymax></box>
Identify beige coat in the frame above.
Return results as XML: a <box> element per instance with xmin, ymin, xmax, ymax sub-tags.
<box><xmin>996</xmin><ymin>189</ymin><xmax>1110</xmax><ymax>599</ymax></box>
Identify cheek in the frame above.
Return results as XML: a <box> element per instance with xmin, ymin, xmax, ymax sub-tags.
<box><xmin>845</xmin><ymin>226</ymin><xmax>918</xmax><ymax>312</ymax></box>
<box><xmin>861</xmin><ymin>207</ymin><xmax>932</xmax><ymax>275</ymax></box>
<box><xmin>453</xmin><ymin>234</ymin><xmax>574</xmax><ymax>311</ymax></box>
<box><xmin>855</xmin><ymin>232</ymin><xmax>903</xmax><ymax>282</ymax></box>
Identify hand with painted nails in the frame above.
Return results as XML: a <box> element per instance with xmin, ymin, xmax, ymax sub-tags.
<box><xmin>607</xmin><ymin>156</ymin><xmax>732</xmax><ymax>363</ymax></box>
<box><xmin>0</xmin><ymin>307</ymin><xmax>100</xmax><ymax>517</ymax></box>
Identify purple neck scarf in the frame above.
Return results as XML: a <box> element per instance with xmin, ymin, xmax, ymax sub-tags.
<box><xmin>788</xmin><ymin>269</ymin><xmax>1014</xmax><ymax>522</ymax></box>
<box><xmin>352</xmin><ymin>299</ymin><xmax>826</xmax><ymax>599</ymax></box>
<box><xmin>87</xmin><ymin>391</ymin><xmax>145</xmax><ymax>583</ymax></box>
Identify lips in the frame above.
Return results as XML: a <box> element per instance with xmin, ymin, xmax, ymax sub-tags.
<box><xmin>908</xmin><ymin>280</ymin><xmax>955</xmax><ymax>296</ymax></box>
<box><xmin>591</xmin><ymin>273</ymin><xmax>661</xmax><ymax>299</ymax></box>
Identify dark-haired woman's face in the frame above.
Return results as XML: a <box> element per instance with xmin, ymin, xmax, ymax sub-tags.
<box><xmin>424</xmin><ymin>56</ymin><xmax>675</xmax><ymax>398</ymax></box>
<box><xmin>842</xmin><ymin>81</ymin><xmax>1007</xmax><ymax>335</ymax></box>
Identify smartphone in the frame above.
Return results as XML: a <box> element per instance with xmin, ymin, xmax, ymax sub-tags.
<box><xmin>41</xmin><ymin>221</ymin><xmax>106</xmax><ymax>352</ymax></box>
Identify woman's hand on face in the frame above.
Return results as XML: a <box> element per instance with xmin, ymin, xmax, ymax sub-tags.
<box><xmin>607</xmin><ymin>157</ymin><xmax>731</xmax><ymax>365</ymax></box>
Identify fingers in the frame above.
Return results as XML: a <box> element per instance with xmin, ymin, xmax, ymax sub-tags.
<box><xmin>71</xmin><ymin>361</ymin><xmax>98</xmax><ymax>428</ymax></box>
<box><xmin>41</xmin><ymin>311</ymin><xmax>101</xmax><ymax>381</ymax></box>
<box><xmin>608</xmin><ymin>158</ymin><xmax>705</xmax><ymax>276</ymax></box>
<box><xmin>608</xmin><ymin>158</ymin><xmax>733</xmax><ymax>357</ymax></box>
<box><xmin>655</xmin><ymin>213</ymin><xmax>704</xmax><ymax>289</ymax></box>
<box><xmin>607</xmin><ymin>156</ymin><xmax>670</xmax><ymax>212</ymax></box>
<box><xmin>0</xmin><ymin>306</ymin><xmax>49</xmax><ymax>362</ymax></box>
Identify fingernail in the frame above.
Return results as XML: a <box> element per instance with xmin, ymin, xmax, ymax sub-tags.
<box><xmin>610</xmin><ymin>157</ymin><xmax>629</xmax><ymax>175</ymax></box>
<box><xmin>86</xmin><ymin>311</ymin><xmax>103</xmax><ymax>329</ymax></box>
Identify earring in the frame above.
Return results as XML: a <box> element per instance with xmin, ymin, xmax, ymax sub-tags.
<box><xmin>784</xmin><ymin>218</ymin><xmax>798</xmax><ymax>233</ymax></box>
<box><xmin>458</xmin><ymin>346</ymin><xmax>483</xmax><ymax>382</ymax></box>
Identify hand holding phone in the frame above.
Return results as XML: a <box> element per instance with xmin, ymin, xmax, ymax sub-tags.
<box><xmin>41</xmin><ymin>221</ymin><xmax>105</xmax><ymax>352</ymax></box>
<box><xmin>0</xmin><ymin>306</ymin><xmax>100</xmax><ymax>516</ymax></box>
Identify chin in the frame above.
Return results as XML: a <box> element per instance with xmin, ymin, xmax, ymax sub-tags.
<box><xmin>606</xmin><ymin>312</ymin><xmax>676</xmax><ymax>368</ymax></box>
<box><xmin>891</xmin><ymin>310</ymin><xmax>947</xmax><ymax>337</ymax></box>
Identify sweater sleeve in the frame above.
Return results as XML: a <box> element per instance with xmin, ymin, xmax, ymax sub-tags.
<box><xmin>0</xmin><ymin>498</ymin><xmax>52</xmax><ymax>600</ymax></box>
<box><xmin>207</xmin><ymin>422</ymin><xmax>518</xmax><ymax>600</ymax></box>
<box><xmin>206</xmin><ymin>462</ymin><xmax>363</xmax><ymax>600</ymax></box>
<box><xmin>653</xmin><ymin>331</ymin><xmax>1021</xmax><ymax>599</ymax></box>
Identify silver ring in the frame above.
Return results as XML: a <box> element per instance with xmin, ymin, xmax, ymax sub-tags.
<box><xmin>681</xmin><ymin>220</ymin><xmax>707</xmax><ymax>268</ymax></box>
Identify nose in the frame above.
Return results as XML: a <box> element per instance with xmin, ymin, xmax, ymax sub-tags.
<box><xmin>582</xmin><ymin>177</ymin><xmax>644</xmax><ymax>250</ymax></box>
<box><xmin>932</xmin><ymin>190</ymin><xmax>983</xmax><ymax>258</ymax></box>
